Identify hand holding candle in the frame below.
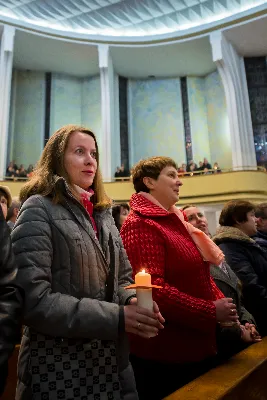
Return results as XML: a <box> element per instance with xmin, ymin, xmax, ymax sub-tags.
<box><xmin>124</xmin><ymin>268</ymin><xmax>163</xmax><ymax>338</ymax></box>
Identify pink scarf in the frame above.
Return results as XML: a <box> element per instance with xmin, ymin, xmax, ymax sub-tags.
<box><xmin>140</xmin><ymin>192</ymin><xmax>224</xmax><ymax>266</ymax></box>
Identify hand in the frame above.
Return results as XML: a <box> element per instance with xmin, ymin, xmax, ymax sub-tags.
<box><xmin>129</xmin><ymin>298</ymin><xmax>165</xmax><ymax>325</ymax></box>
<box><xmin>213</xmin><ymin>298</ymin><xmax>238</xmax><ymax>323</ymax></box>
<box><xmin>125</xmin><ymin>302</ymin><xmax>164</xmax><ymax>339</ymax></box>
<box><xmin>244</xmin><ymin>323</ymin><xmax>261</xmax><ymax>342</ymax></box>
<box><xmin>240</xmin><ymin>325</ymin><xmax>254</xmax><ymax>343</ymax></box>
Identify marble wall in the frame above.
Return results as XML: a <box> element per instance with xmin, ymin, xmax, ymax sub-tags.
<box><xmin>128</xmin><ymin>78</ymin><xmax>186</xmax><ymax>167</ymax></box>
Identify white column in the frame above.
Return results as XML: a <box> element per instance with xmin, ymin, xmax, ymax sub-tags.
<box><xmin>209</xmin><ymin>31</ymin><xmax>256</xmax><ymax>170</ymax></box>
<box><xmin>0</xmin><ymin>25</ymin><xmax>15</xmax><ymax>180</ymax></box>
<box><xmin>98</xmin><ymin>44</ymin><xmax>120</xmax><ymax>182</ymax></box>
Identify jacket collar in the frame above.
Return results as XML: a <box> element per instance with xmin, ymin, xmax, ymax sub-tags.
<box><xmin>213</xmin><ymin>225</ymin><xmax>255</xmax><ymax>245</ymax></box>
<box><xmin>130</xmin><ymin>193</ymin><xmax>171</xmax><ymax>217</ymax></box>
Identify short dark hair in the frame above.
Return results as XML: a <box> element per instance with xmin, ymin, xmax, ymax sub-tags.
<box><xmin>181</xmin><ymin>204</ymin><xmax>195</xmax><ymax>211</ymax></box>
<box><xmin>255</xmin><ymin>203</ymin><xmax>267</xmax><ymax>219</ymax></box>
<box><xmin>112</xmin><ymin>203</ymin><xmax>130</xmax><ymax>231</ymax></box>
<box><xmin>219</xmin><ymin>200</ymin><xmax>255</xmax><ymax>227</ymax></box>
<box><xmin>131</xmin><ymin>156</ymin><xmax>178</xmax><ymax>193</ymax></box>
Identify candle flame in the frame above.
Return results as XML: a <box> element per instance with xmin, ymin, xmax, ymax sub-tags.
<box><xmin>141</xmin><ymin>269</ymin><xmax>146</xmax><ymax>273</ymax></box>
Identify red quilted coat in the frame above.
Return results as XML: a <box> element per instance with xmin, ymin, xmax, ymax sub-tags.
<box><xmin>121</xmin><ymin>194</ymin><xmax>224</xmax><ymax>364</ymax></box>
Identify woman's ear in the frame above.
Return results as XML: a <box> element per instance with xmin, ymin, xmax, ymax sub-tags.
<box><xmin>143</xmin><ymin>176</ymin><xmax>155</xmax><ymax>191</ymax></box>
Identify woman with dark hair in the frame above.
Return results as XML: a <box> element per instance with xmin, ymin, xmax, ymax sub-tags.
<box><xmin>213</xmin><ymin>200</ymin><xmax>267</xmax><ymax>336</ymax></box>
<box><xmin>112</xmin><ymin>203</ymin><xmax>130</xmax><ymax>231</ymax></box>
<box><xmin>121</xmin><ymin>156</ymin><xmax>238</xmax><ymax>400</ymax></box>
<box><xmin>12</xmin><ymin>125</ymin><xmax>163</xmax><ymax>400</ymax></box>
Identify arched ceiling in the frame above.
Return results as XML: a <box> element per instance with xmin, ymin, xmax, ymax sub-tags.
<box><xmin>0</xmin><ymin>0</ymin><xmax>266</xmax><ymax>39</ymax></box>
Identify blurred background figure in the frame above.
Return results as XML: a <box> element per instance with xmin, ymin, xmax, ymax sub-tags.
<box><xmin>183</xmin><ymin>205</ymin><xmax>260</xmax><ymax>359</ymax></box>
<box><xmin>0</xmin><ymin>186</ymin><xmax>12</xmax><ymax>219</ymax></box>
<box><xmin>213</xmin><ymin>200</ymin><xmax>267</xmax><ymax>337</ymax></box>
<box><xmin>254</xmin><ymin>203</ymin><xmax>267</xmax><ymax>250</ymax></box>
<box><xmin>6</xmin><ymin>198</ymin><xmax>20</xmax><ymax>232</ymax></box>
<box><xmin>112</xmin><ymin>203</ymin><xmax>130</xmax><ymax>231</ymax></box>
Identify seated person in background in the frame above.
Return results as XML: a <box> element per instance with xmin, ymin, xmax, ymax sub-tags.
<box><xmin>6</xmin><ymin>198</ymin><xmax>20</xmax><ymax>231</ymax></box>
<box><xmin>6</xmin><ymin>162</ymin><xmax>17</xmax><ymax>179</ymax></box>
<box><xmin>178</xmin><ymin>163</ymin><xmax>187</xmax><ymax>176</ymax></box>
<box><xmin>198</xmin><ymin>161</ymin><xmax>203</xmax><ymax>171</ymax></box>
<box><xmin>17</xmin><ymin>165</ymin><xmax>28</xmax><ymax>180</ymax></box>
<box><xmin>254</xmin><ymin>203</ymin><xmax>267</xmax><ymax>250</ymax></box>
<box><xmin>0</xmin><ymin>198</ymin><xmax>23</xmax><ymax>396</ymax></box>
<box><xmin>189</xmin><ymin>163</ymin><xmax>197</xmax><ymax>175</ymax></box>
<box><xmin>213</xmin><ymin>162</ymin><xmax>222</xmax><ymax>173</ymax></box>
<box><xmin>186</xmin><ymin>159</ymin><xmax>197</xmax><ymax>172</ymax></box>
<box><xmin>183</xmin><ymin>205</ymin><xmax>260</xmax><ymax>359</ymax></box>
<box><xmin>202</xmin><ymin>157</ymin><xmax>212</xmax><ymax>170</ymax></box>
<box><xmin>114</xmin><ymin>164</ymin><xmax>130</xmax><ymax>180</ymax></box>
<box><xmin>112</xmin><ymin>203</ymin><xmax>130</xmax><ymax>231</ymax></box>
<box><xmin>213</xmin><ymin>200</ymin><xmax>267</xmax><ymax>336</ymax></box>
<box><xmin>121</xmin><ymin>156</ymin><xmax>238</xmax><ymax>400</ymax></box>
<box><xmin>114</xmin><ymin>166</ymin><xmax>121</xmax><ymax>178</ymax></box>
<box><xmin>203</xmin><ymin>167</ymin><xmax>212</xmax><ymax>175</ymax></box>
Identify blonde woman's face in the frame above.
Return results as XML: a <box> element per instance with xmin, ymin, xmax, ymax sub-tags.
<box><xmin>64</xmin><ymin>131</ymin><xmax>97</xmax><ymax>190</ymax></box>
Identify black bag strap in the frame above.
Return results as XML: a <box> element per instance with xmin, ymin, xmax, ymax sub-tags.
<box><xmin>105</xmin><ymin>233</ymin><xmax>116</xmax><ymax>302</ymax></box>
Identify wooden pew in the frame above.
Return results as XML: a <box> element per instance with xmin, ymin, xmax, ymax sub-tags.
<box><xmin>3</xmin><ymin>340</ymin><xmax>267</xmax><ymax>399</ymax></box>
<box><xmin>165</xmin><ymin>338</ymin><xmax>267</xmax><ymax>400</ymax></box>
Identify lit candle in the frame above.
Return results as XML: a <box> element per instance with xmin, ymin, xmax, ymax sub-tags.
<box><xmin>135</xmin><ymin>269</ymin><xmax>151</xmax><ymax>286</ymax></box>
<box><xmin>135</xmin><ymin>269</ymin><xmax>153</xmax><ymax>312</ymax></box>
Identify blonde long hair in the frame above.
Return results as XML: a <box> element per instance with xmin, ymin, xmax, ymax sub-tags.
<box><xmin>20</xmin><ymin>124</ymin><xmax>111</xmax><ymax>210</ymax></box>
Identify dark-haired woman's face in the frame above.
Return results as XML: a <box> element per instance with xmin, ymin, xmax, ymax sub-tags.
<box><xmin>64</xmin><ymin>131</ymin><xmax>97</xmax><ymax>190</ymax></box>
<box><xmin>237</xmin><ymin>210</ymin><xmax>258</xmax><ymax>237</ymax></box>
<box><xmin>120</xmin><ymin>206</ymin><xmax>129</xmax><ymax>227</ymax></box>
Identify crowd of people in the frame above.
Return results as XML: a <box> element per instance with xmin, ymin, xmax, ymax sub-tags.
<box><xmin>0</xmin><ymin>124</ymin><xmax>266</xmax><ymax>400</ymax></box>
<box><xmin>178</xmin><ymin>158</ymin><xmax>222</xmax><ymax>176</ymax></box>
<box><xmin>6</xmin><ymin>162</ymin><xmax>34</xmax><ymax>180</ymax></box>
<box><xmin>114</xmin><ymin>158</ymin><xmax>222</xmax><ymax>181</ymax></box>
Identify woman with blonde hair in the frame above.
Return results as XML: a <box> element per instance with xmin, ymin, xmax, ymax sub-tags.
<box><xmin>121</xmin><ymin>156</ymin><xmax>238</xmax><ymax>400</ymax></box>
<box><xmin>12</xmin><ymin>125</ymin><xmax>164</xmax><ymax>400</ymax></box>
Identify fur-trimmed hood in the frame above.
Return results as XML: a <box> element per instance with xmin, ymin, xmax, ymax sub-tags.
<box><xmin>213</xmin><ymin>226</ymin><xmax>255</xmax><ymax>245</ymax></box>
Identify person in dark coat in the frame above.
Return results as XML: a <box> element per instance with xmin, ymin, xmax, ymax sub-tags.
<box><xmin>12</xmin><ymin>124</ymin><xmax>164</xmax><ymax>400</ymax></box>
<box><xmin>183</xmin><ymin>205</ymin><xmax>260</xmax><ymax>359</ymax></box>
<box><xmin>0</xmin><ymin>204</ymin><xmax>23</xmax><ymax>395</ymax></box>
<box><xmin>254</xmin><ymin>202</ymin><xmax>267</xmax><ymax>250</ymax></box>
<box><xmin>213</xmin><ymin>200</ymin><xmax>267</xmax><ymax>336</ymax></box>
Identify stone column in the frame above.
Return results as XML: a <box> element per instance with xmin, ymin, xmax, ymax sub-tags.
<box><xmin>210</xmin><ymin>31</ymin><xmax>257</xmax><ymax>170</ymax></box>
<box><xmin>0</xmin><ymin>25</ymin><xmax>15</xmax><ymax>180</ymax></box>
<box><xmin>98</xmin><ymin>44</ymin><xmax>120</xmax><ymax>182</ymax></box>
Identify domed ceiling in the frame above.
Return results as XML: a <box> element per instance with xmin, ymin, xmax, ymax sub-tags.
<box><xmin>0</xmin><ymin>0</ymin><xmax>266</xmax><ymax>37</ymax></box>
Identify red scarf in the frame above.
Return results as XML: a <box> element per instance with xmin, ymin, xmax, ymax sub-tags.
<box><xmin>74</xmin><ymin>185</ymin><xmax>98</xmax><ymax>237</ymax></box>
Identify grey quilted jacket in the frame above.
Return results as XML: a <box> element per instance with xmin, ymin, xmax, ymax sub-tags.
<box><xmin>11</xmin><ymin>180</ymin><xmax>137</xmax><ymax>399</ymax></box>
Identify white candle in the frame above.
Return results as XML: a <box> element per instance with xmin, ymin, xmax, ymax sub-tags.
<box><xmin>136</xmin><ymin>288</ymin><xmax>153</xmax><ymax>311</ymax></box>
<box><xmin>135</xmin><ymin>269</ymin><xmax>153</xmax><ymax>311</ymax></box>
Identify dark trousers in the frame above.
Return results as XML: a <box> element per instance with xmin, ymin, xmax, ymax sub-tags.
<box><xmin>130</xmin><ymin>354</ymin><xmax>215</xmax><ymax>400</ymax></box>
